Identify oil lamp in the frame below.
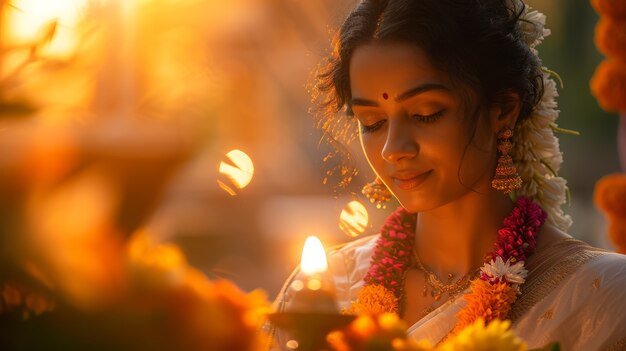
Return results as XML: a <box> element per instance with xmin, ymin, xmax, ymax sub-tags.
<box><xmin>268</xmin><ymin>236</ymin><xmax>355</xmax><ymax>351</ymax></box>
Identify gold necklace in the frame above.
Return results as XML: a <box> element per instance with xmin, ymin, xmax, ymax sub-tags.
<box><xmin>412</xmin><ymin>249</ymin><xmax>476</xmax><ymax>302</ymax></box>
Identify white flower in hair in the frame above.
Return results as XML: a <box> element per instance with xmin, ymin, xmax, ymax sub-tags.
<box><xmin>507</xmin><ymin>0</ymin><xmax>550</xmax><ymax>49</ymax></box>
<box><xmin>480</xmin><ymin>256</ymin><xmax>528</xmax><ymax>285</ymax></box>
<box><xmin>519</xmin><ymin>7</ymin><xmax>551</xmax><ymax>49</ymax></box>
<box><xmin>507</xmin><ymin>0</ymin><xmax>573</xmax><ymax>232</ymax></box>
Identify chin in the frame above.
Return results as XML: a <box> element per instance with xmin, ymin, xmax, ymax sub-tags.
<box><xmin>393</xmin><ymin>194</ymin><xmax>441</xmax><ymax>214</ymax></box>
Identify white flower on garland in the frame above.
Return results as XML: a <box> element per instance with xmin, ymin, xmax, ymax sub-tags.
<box><xmin>480</xmin><ymin>257</ymin><xmax>528</xmax><ymax>287</ymax></box>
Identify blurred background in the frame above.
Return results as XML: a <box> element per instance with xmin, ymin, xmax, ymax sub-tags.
<box><xmin>0</xmin><ymin>0</ymin><xmax>619</xmax><ymax>322</ymax></box>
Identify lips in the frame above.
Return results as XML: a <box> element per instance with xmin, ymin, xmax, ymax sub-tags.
<box><xmin>392</xmin><ymin>170</ymin><xmax>433</xmax><ymax>190</ymax></box>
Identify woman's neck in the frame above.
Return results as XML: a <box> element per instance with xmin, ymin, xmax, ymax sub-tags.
<box><xmin>414</xmin><ymin>191</ymin><xmax>515</xmax><ymax>278</ymax></box>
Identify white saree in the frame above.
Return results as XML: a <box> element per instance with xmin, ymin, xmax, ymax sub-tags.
<box><xmin>270</xmin><ymin>235</ymin><xmax>626</xmax><ymax>350</ymax></box>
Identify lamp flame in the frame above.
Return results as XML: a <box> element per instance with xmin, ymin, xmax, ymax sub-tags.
<box><xmin>300</xmin><ymin>236</ymin><xmax>327</xmax><ymax>276</ymax></box>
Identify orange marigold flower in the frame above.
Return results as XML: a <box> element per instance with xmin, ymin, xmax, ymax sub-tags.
<box><xmin>453</xmin><ymin>280</ymin><xmax>517</xmax><ymax>334</ymax></box>
<box><xmin>345</xmin><ymin>284</ymin><xmax>398</xmax><ymax>315</ymax></box>
<box><xmin>326</xmin><ymin>330</ymin><xmax>351</xmax><ymax>351</ymax></box>
<box><xmin>24</xmin><ymin>291</ymin><xmax>55</xmax><ymax>316</ymax></box>
<box><xmin>595</xmin><ymin>173</ymin><xmax>626</xmax><ymax>218</ymax></box>
<box><xmin>594</xmin><ymin>173</ymin><xmax>626</xmax><ymax>253</ymax></box>
<box><xmin>329</xmin><ymin>313</ymin><xmax>431</xmax><ymax>351</ymax></box>
<box><xmin>590</xmin><ymin>59</ymin><xmax>626</xmax><ymax>112</ymax></box>
<box><xmin>592</xmin><ymin>0</ymin><xmax>626</xmax><ymax>20</ymax></box>
<box><xmin>608</xmin><ymin>220</ymin><xmax>626</xmax><ymax>255</ymax></box>
<box><xmin>596</xmin><ymin>18</ymin><xmax>626</xmax><ymax>60</ymax></box>
<box><xmin>1</xmin><ymin>284</ymin><xmax>22</xmax><ymax>310</ymax></box>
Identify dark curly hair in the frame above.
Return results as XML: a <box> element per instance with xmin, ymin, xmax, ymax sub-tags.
<box><xmin>311</xmin><ymin>0</ymin><xmax>545</xmax><ymax>189</ymax></box>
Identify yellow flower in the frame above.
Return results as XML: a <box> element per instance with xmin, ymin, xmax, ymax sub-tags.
<box><xmin>378</xmin><ymin>312</ymin><xmax>404</xmax><ymax>332</ymax></box>
<box><xmin>393</xmin><ymin>338</ymin><xmax>433</xmax><ymax>351</ymax></box>
<box><xmin>344</xmin><ymin>284</ymin><xmax>398</xmax><ymax>315</ymax></box>
<box><xmin>439</xmin><ymin>319</ymin><xmax>527</xmax><ymax>351</ymax></box>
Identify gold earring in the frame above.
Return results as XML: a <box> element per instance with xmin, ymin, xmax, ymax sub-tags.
<box><xmin>362</xmin><ymin>177</ymin><xmax>392</xmax><ymax>209</ymax></box>
<box><xmin>491</xmin><ymin>128</ymin><xmax>522</xmax><ymax>194</ymax></box>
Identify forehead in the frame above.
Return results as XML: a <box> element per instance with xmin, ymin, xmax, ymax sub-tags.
<box><xmin>349</xmin><ymin>42</ymin><xmax>448</xmax><ymax>98</ymax></box>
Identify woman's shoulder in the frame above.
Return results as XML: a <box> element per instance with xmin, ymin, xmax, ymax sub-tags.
<box><xmin>575</xmin><ymin>243</ymin><xmax>626</xmax><ymax>285</ymax></box>
<box><xmin>513</xmin><ymin>228</ymin><xmax>626</xmax><ymax>349</ymax></box>
<box><xmin>528</xmin><ymin>224</ymin><xmax>625</xmax><ymax>291</ymax></box>
<box><xmin>529</xmin><ymin>224</ymin><xmax>610</xmax><ymax>271</ymax></box>
<box><xmin>535</xmin><ymin>224</ymin><xmax>622</xmax><ymax>274</ymax></box>
<box><xmin>512</xmin><ymin>226</ymin><xmax>620</xmax><ymax>319</ymax></box>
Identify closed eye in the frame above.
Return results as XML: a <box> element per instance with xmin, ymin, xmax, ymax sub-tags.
<box><xmin>411</xmin><ymin>110</ymin><xmax>445</xmax><ymax>123</ymax></box>
<box><xmin>360</xmin><ymin>119</ymin><xmax>385</xmax><ymax>133</ymax></box>
<box><xmin>359</xmin><ymin>110</ymin><xmax>445</xmax><ymax>134</ymax></box>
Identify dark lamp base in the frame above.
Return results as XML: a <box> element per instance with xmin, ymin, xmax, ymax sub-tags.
<box><xmin>268</xmin><ymin>312</ymin><xmax>356</xmax><ymax>351</ymax></box>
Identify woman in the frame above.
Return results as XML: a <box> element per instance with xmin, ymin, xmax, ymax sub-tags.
<box><xmin>270</xmin><ymin>0</ymin><xmax>626</xmax><ymax>349</ymax></box>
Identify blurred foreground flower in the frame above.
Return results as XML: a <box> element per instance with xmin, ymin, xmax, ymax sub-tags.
<box><xmin>0</xmin><ymin>117</ymin><xmax>264</xmax><ymax>351</ymax></box>
<box><xmin>1</xmin><ymin>228</ymin><xmax>271</xmax><ymax>351</ymax></box>
<box><xmin>123</xmin><ymin>230</ymin><xmax>271</xmax><ymax>351</ymax></box>
<box><xmin>327</xmin><ymin>313</ymin><xmax>431</xmax><ymax>351</ymax></box>
<box><xmin>438</xmin><ymin>319</ymin><xmax>526</xmax><ymax>351</ymax></box>
<box><xmin>0</xmin><ymin>0</ymin><xmax>280</xmax><ymax>349</ymax></box>
<box><xmin>326</xmin><ymin>313</ymin><xmax>559</xmax><ymax>351</ymax></box>
<box><xmin>0</xmin><ymin>281</ymin><xmax>55</xmax><ymax>319</ymax></box>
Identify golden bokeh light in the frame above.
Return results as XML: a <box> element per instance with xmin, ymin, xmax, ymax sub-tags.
<box><xmin>4</xmin><ymin>0</ymin><xmax>88</xmax><ymax>57</ymax></box>
<box><xmin>217</xmin><ymin>149</ymin><xmax>254</xmax><ymax>195</ymax></box>
<box><xmin>339</xmin><ymin>200</ymin><xmax>369</xmax><ymax>238</ymax></box>
<box><xmin>290</xmin><ymin>279</ymin><xmax>304</xmax><ymax>291</ymax></box>
<box><xmin>306</xmin><ymin>278</ymin><xmax>322</xmax><ymax>291</ymax></box>
<box><xmin>285</xmin><ymin>340</ymin><xmax>299</xmax><ymax>350</ymax></box>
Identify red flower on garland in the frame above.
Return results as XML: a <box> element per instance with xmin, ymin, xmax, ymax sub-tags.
<box><xmin>490</xmin><ymin>197</ymin><xmax>547</xmax><ymax>263</ymax></box>
<box><xmin>363</xmin><ymin>207</ymin><xmax>416</xmax><ymax>300</ymax></box>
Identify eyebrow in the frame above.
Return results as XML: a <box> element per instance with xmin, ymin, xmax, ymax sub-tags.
<box><xmin>350</xmin><ymin>83</ymin><xmax>451</xmax><ymax>107</ymax></box>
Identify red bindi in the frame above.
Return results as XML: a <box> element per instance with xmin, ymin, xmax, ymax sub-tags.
<box><xmin>382</xmin><ymin>92</ymin><xmax>389</xmax><ymax>100</ymax></box>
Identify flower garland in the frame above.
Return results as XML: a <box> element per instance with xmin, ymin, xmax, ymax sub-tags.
<box><xmin>511</xmin><ymin>2</ymin><xmax>573</xmax><ymax>233</ymax></box>
<box><xmin>363</xmin><ymin>208</ymin><xmax>416</xmax><ymax>298</ymax></box>
<box><xmin>590</xmin><ymin>0</ymin><xmax>626</xmax><ymax>112</ymax></box>
<box><xmin>329</xmin><ymin>313</ymin><xmax>528</xmax><ymax>351</ymax></box>
<box><xmin>347</xmin><ymin>197</ymin><xmax>547</xmax><ymax>337</ymax></box>
<box><xmin>590</xmin><ymin>0</ymin><xmax>626</xmax><ymax>255</ymax></box>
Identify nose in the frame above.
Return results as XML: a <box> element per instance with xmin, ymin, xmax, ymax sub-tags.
<box><xmin>381</xmin><ymin>118</ymin><xmax>419</xmax><ymax>163</ymax></box>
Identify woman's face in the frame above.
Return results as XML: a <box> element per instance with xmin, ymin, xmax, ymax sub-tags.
<box><xmin>349</xmin><ymin>42</ymin><xmax>497</xmax><ymax>212</ymax></box>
